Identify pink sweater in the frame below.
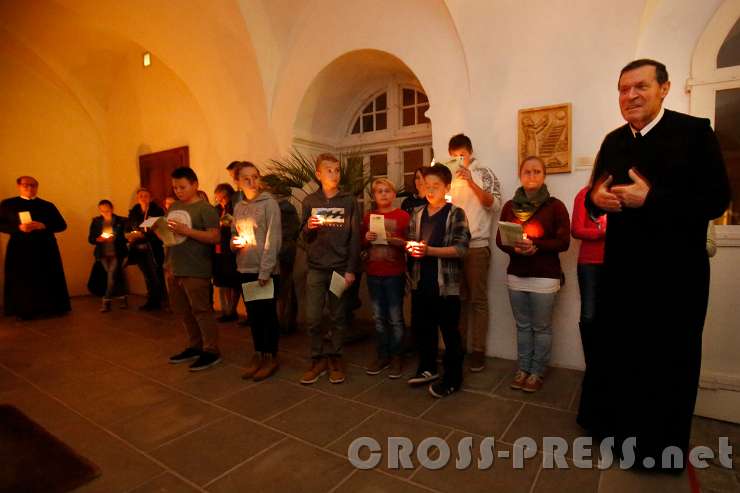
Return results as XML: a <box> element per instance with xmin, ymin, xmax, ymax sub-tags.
<box><xmin>571</xmin><ymin>186</ymin><xmax>606</xmax><ymax>265</ymax></box>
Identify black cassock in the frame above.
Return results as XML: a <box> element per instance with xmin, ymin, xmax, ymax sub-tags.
<box><xmin>578</xmin><ymin>109</ymin><xmax>731</xmax><ymax>470</ymax></box>
<box><xmin>0</xmin><ymin>196</ymin><xmax>71</xmax><ymax>318</ymax></box>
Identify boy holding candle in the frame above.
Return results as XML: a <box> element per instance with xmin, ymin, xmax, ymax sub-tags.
<box><xmin>165</xmin><ymin>167</ymin><xmax>222</xmax><ymax>372</ymax></box>
<box><xmin>299</xmin><ymin>153</ymin><xmax>361</xmax><ymax>385</ymax></box>
<box><xmin>231</xmin><ymin>163</ymin><xmax>283</xmax><ymax>381</ymax></box>
<box><xmin>406</xmin><ymin>165</ymin><xmax>470</xmax><ymax>398</ymax></box>
<box><xmin>362</xmin><ymin>178</ymin><xmax>410</xmax><ymax>378</ymax></box>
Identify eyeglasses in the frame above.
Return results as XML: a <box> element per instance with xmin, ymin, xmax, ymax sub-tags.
<box><xmin>19</xmin><ymin>183</ymin><xmax>38</xmax><ymax>188</ymax></box>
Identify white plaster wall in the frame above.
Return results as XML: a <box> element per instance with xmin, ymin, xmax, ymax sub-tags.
<box><xmin>269</xmin><ymin>0</ymin><xmax>734</xmax><ymax>374</ymax></box>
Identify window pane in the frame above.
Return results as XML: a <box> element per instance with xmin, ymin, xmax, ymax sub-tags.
<box><xmin>403</xmin><ymin>173</ymin><xmax>415</xmax><ymax>195</ymax></box>
<box><xmin>715</xmin><ymin>88</ymin><xmax>740</xmax><ymax>224</ymax></box>
<box><xmin>402</xmin><ymin>107</ymin><xmax>415</xmax><ymax>126</ymax></box>
<box><xmin>376</xmin><ymin>111</ymin><xmax>387</xmax><ymax>130</ymax></box>
<box><xmin>362</xmin><ymin>114</ymin><xmax>374</xmax><ymax>132</ymax></box>
<box><xmin>417</xmin><ymin>91</ymin><xmax>428</xmax><ymax>104</ymax></box>
<box><xmin>351</xmin><ymin>118</ymin><xmax>360</xmax><ymax>134</ymax></box>
<box><xmin>403</xmin><ymin>88</ymin><xmax>415</xmax><ymax>106</ymax></box>
<box><xmin>718</xmin><ymin>18</ymin><xmax>740</xmax><ymax>69</ymax></box>
<box><xmin>403</xmin><ymin>149</ymin><xmax>424</xmax><ymax>173</ymax></box>
<box><xmin>417</xmin><ymin>104</ymin><xmax>430</xmax><ymax>124</ymax></box>
<box><xmin>363</xmin><ymin>102</ymin><xmax>374</xmax><ymax>114</ymax></box>
<box><xmin>370</xmin><ymin>154</ymin><xmax>388</xmax><ymax>177</ymax></box>
<box><xmin>375</xmin><ymin>93</ymin><xmax>387</xmax><ymax>111</ymax></box>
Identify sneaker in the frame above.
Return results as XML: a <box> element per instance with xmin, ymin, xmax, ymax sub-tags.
<box><xmin>169</xmin><ymin>347</ymin><xmax>202</xmax><ymax>364</ymax></box>
<box><xmin>328</xmin><ymin>356</ymin><xmax>345</xmax><ymax>384</ymax></box>
<box><xmin>300</xmin><ymin>358</ymin><xmax>328</xmax><ymax>385</ymax></box>
<box><xmin>241</xmin><ymin>353</ymin><xmax>263</xmax><ymax>380</ymax></box>
<box><xmin>217</xmin><ymin>313</ymin><xmax>239</xmax><ymax>323</ymax></box>
<box><xmin>253</xmin><ymin>354</ymin><xmax>279</xmax><ymax>381</ymax></box>
<box><xmin>365</xmin><ymin>358</ymin><xmax>390</xmax><ymax>376</ymax></box>
<box><xmin>510</xmin><ymin>370</ymin><xmax>530</xmax><ymax>390</ymax></box>
<box><xmin>522</xmin><ymin>374</ymin><xmax>543</xmax><ymax>393</ymax></box>
<box><xmin>117</xmin><ymin>296</ymin><xmax>128</xmax><ymax>309</ymax></box>
<box><xmin>407</xmin><ymin>370</ymin><xmax>439</xmax><ymax>386</ymax></box>
<box><xmin>429</xmin><ymin>381</ymin><xmax>458</xmax><ymax>398</ymax></box>
<box><xmin>469</xmin><ymin>351</ymin><xmax>486</xmax><ymax>372</ymax></box>
<box><xmin>388</xmin><ymin>355</ymin><xmax>403</xmax><ymax>379</ymax></box>
<box><xmin>189</xmin><ymin>351</ymin><xmax>223</xmax><ymax>372</ymax></box>
<box><xmin>100</xmin><ymin>299</ymin><xmax>112</xmax><ymax>313</ymax></box>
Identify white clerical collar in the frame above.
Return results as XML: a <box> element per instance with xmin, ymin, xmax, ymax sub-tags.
<box><xmin>19</xmin><ymin>195</ymin><xmax>36</xmax><ymax>200</ymax></box>
<box><xmin>631</xmin><ymin>106</ymin><xmax>665</xmax><ymax>137</ymax></box>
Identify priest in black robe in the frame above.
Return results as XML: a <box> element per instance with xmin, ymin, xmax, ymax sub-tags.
<box><xmin>0</xmin><ymin>176</ymin><xmax>71</xmax><ymax>319</ymax></box>
<box><xmin>577</xmin><ymin>60</ymin><xmax>731</xmax><ymax>472</ymax></box>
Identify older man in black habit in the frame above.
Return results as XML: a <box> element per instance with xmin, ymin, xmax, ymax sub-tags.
<box><xmin>0</xmin><ymin>176</ymin><xmax>71</xmax><ymax>319</ymax></box>
<box><xmin>577</xmin><ymin>59</ymin><xmax>731</xmax><ymax>471</ymax></box>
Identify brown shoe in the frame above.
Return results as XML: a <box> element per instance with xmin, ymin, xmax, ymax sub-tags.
<box><xmin>241</xmin><ymin>353</ymin><xmax>263</xmax><ymax>380</ymax></box>
<box><xmin>388</xmin><ymin>355</ymin><xmax>403</xmax><ymax>379</ymax></box>
<box><xmin>253</xmin><ymin>354</ymin><xmax>279</xmax><ymax>381</ymax></box>
<box><xmin>510</xmin><ymin>370</ymin><xmax>529</xmax><ymax>390</ymax></box>
<box><xmin>469</xmin><ymin>351</ymin><xmax>486</xmax><ymax>372</ymax></box>
<box><xmin>365</xmin><ymin>357</ymin><xmax>390</xmax><ymax>376</ymax></box>
<box><xmin>300</xmin><ymin>357</ymin><xmax>327</xmax><ymax>385</ymax></box>
<box><xmin>328</xmin><ymin>356</ymin><xmax>345</xmax><ymax>384</ymax></box>
<box><xmin>522</xmin><ymin>374</ymin><xmax>543</xmax><ymax>393</ymax></box>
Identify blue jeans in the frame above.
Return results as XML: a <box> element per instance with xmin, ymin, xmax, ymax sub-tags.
<box><xmin>577</xmin><ymin>264</ymin><xmax>602</xmax><ymax>325</ymax></box>
<box><xmin>577</xmin><ymin>263</ymin><xmax>603</xmax><ymax>371</ymax></box>
<box><xmin>100</xmin><ymin>256</ymin><xmax>119</xmax><ymax>299</ymax></box>
<box><xmin>508</xmin><ymin>289</ymin><xmax>557</xmax><ymax>376</ymax></box>
<box><xmin>367</xmin><ymin>275</ymin><xmax>405</xmax><ymax>359</ymax></box>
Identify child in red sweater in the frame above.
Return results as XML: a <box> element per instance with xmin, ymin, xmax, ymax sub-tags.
<box><xmin>362</xmin><ymin>178</ymin><xmax>410</xmax><ymax>379</ymax></box>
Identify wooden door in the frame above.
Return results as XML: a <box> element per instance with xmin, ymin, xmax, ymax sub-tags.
<box><xmin>138</xmin><ymin>146</ymin><xmax>189</xmax><ymax>206</ymax></box>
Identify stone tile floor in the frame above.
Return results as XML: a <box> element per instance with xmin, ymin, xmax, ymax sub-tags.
<box><xmin>0</xmin><ymin>296</ymin><xmax>737</xmax><ymax>492</ymax></box>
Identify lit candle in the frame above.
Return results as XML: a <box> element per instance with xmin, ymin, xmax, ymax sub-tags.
<box><xmin>522</xmin><ymin>233</ymin><xmax>528</xmax><ymax>240</ymax></box>
<box><xmin>100</xmin><ymin>232</ymin><xmax>113</xmax><ymax>239</ymax></box>
<box><xmin>234</xmin><ymin>219</ymin><xmax>257</xmax><ymax>247</ymax></box>
<box><xmin>406</xmin><ymin>240</ymin><xmax>424</xmax><ymax>257</ymax></box>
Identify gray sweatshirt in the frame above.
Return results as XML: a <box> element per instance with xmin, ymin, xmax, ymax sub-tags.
<box><xmin>300</xmin><ymin>189</ymin><xmax>361</xmax><ymax>273</ymax></box>
<box><xmin>232</xmin><ymin>191</ymin><xmax>282</xmax><ymax>279</ymax></box>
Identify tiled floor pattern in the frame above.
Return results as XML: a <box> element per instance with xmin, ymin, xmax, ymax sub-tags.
<box><xmin>0</xmin><ymin>296</ymin><xmax>737</xmax><ymax>493</ymax></box>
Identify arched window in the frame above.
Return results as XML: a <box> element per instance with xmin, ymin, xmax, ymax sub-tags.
<box><xmin>350</xmin><ymin>92</ymin><xmax>388</xmax><ymax>134</ymax></box>
<box><xmin>690</xmin><ymin>0</ymin><xmax>740</xmax><ymax>240</ymax></box>
<box><xmin>401</xmin><ymin>87</ymin><xmax>430</xmax><ymax>127</ymax></box>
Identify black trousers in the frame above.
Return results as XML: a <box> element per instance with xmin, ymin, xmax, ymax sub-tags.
<box><xmin>411</xmin><ymin>290</ymin><xmax>463</xmax><ymax>387</ymax></box>
<box><xmin>137</xmin><ymin>246</ymin><xmax>165</xmax><ymax>304</ymax></box>
<box><xmin>240</xmin><ymin>273</ymin><xmax>280</xmax><ymax>355</ymax></box>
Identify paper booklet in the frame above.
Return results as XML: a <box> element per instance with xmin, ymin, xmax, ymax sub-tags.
<box><xmin>311</xmin><ymin>207</ymin><xmax>345</xmax><ymax>227</ymax></box>
<box><xmin>369</xmin><ymin>214</ymin><xmax>388</xmax><ymax>245</ymax></box>
<box><xmin>140</xmin><ymin>212</ymin><xmax>189</xmax><ymax>247</ymax></box>
<box><xmin>242</xmin><ymin>278</ymin><xmax>275</xmax><ymax>302</ymax></box>
<box><xmin>498</xmin><ymin>221</ymin><xmax>525</xmax><ymax>247</ymax></box>
<box><xmin>329</xmin><ymin>271</ymin><xmax>348</xmax><ymax>298</ymax></box>
<box><xmin>18</xmin><ymin>211</ymin><xmax>32</xmax><ymax>224</ymax></box>
<box><xmin>431</xmin><ymin>156</ymin><xmax>465</xmax><ymax>176</ymax></box>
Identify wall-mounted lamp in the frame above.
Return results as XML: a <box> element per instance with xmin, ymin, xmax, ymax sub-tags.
<box><xmin>143</xmin><ymin>52</ymin><xmax>151</xmax><ymax>67</ymax></box>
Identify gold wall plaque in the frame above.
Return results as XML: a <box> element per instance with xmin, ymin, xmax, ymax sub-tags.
<box><xmin>518</xmin><ymin>103</ymin><xmax>572</xmax><ymax>174</ymax></box>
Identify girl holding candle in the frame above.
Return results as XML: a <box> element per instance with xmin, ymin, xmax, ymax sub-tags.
<box><xmin>496</xmin><ymin>156</ymin><xmax>570</xmax><ymax>393</ymax></box>
<box><xmin>231</xmin><ymin>163</ymin><xmax>282</xmax><ymax>381</ymax></box>
<box><xmin>88</xmin><ymin>199</ymin><xmax>129</xmax><ymax>312</ymax></box>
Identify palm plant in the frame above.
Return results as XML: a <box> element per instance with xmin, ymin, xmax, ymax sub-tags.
<box><xmin>261</xmin><ymin>147</ymin><xmax>371</xmax><ymax>201</ymax></box>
